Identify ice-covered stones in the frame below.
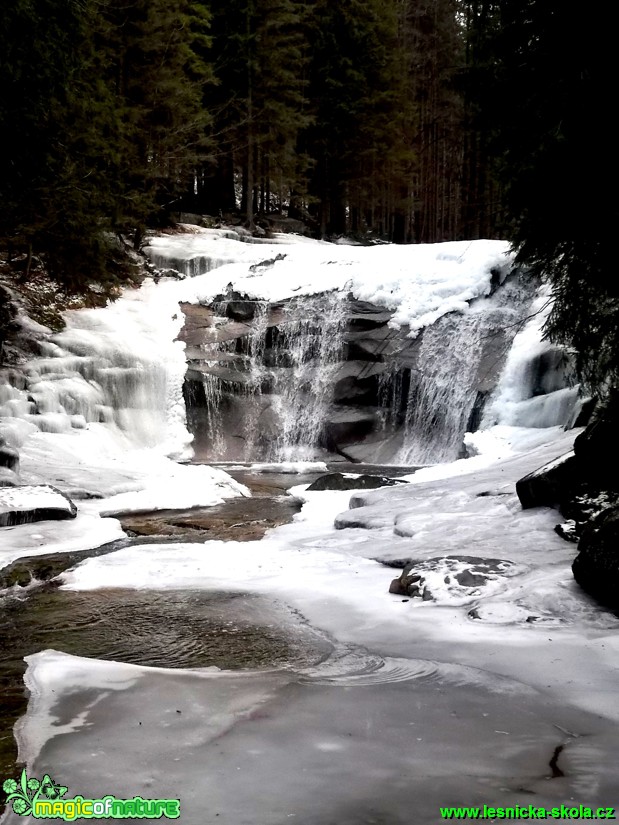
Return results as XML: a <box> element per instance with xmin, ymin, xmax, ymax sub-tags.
<box><xmin>0</xmin><ymin>484</ymin><xmax>77</xmax><ymax>527</ymax></box>
<box><xmin>389</xmin><ymin>555</ymin><xmax>522</xmax><ymax>603</ymax></box>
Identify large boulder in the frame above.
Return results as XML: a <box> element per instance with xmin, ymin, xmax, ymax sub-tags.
<box><xmin>516</xmin><ymin>451</ymin><xmax>579</xmax><ymax>509</ymax></box>
<box><xmin>572</xmin><ymin>503</ymin><xmax>619</xmax><ymax>606</ymax></box>
<box><xmin>0</xmin><ymin>484</ymin><xmax>77</xmax><ymax>527</ymax></box>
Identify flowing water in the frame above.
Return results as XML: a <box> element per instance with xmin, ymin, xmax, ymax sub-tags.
<box><xmin>190</xmin><ymin>293</ymin><xmax>348</xmax><ymax>461</ymax></box>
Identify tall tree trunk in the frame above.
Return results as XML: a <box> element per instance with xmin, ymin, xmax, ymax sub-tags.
<box><xmin>245</xmin><ymin>0</ymin><xmax>255</xmax><ymax>231</ymax></box>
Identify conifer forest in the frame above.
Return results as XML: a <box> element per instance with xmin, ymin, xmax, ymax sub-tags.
<box><xmin>0</xmin><ymin>1</ymin><xmax>614</xmax><ymax>392</ymax></box>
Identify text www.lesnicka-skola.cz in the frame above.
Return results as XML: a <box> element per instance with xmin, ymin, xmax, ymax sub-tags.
<box><xmin>440</xmin><ymin>805</ymin><xmax>616</xmax><ymax>820</ymax></box>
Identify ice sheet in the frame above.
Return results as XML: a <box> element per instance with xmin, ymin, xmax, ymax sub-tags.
<box><xmin>59</xmin><ymin>427</ymin><xmax>619</xmax><ymax>722</ymax></box>
<box><xmin>0</xmin><ymin>485</ymin><xmax>74</xmax><ymax>516</ymax></box>
<box><xmin>0</xmin><ymin>508</ymin><xmax>123</xmax><ymax>568</ymax></box>
<box><xmin>249</xmin><ymin>462</ymin><xmax>329</xmax><ymax>474</ymax></box>
<box><xmin>6</xmin><ymin>639</ymin><xmax>619</xmax><ymax>825</ymax></box>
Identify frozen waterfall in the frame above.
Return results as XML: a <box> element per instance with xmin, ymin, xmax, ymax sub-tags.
<box><xmin>0</xmin><ymin>229</ymin><xmax>581</xmax><ymax>482</ymax></box>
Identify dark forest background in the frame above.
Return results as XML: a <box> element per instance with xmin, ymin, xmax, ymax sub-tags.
<box><xmin>0</xmin><ymin>0</ymin><xmax>615</xmax><ymax>393</ymax></box>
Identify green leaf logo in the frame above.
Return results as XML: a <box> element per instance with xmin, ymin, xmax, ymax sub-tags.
<box><xmin>2</xmin><ymin>769</ymin><xmax>67</xmax><ymax>817</ymax></box>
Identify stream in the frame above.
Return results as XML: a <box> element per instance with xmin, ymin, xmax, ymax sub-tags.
<box><xmin>4</xmin><ymin>459</ymin><xmax>619</xmax><ymax>823</ymax></box>
<box><xmin>0</xmin><ymin>470</ymin><xmax>331</xmax><ymax>785</ymax></box>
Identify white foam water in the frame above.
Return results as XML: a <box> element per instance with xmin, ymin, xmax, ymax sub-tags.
<box><xmin>271</xmin><ymin>293</ymin><xmax>347</xmax><ymax>460</ymax></box>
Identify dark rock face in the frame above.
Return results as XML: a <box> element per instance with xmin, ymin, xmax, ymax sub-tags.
<box><xmin>307</xmin><ymin>473</ymin><xmax>407</xmax><ymax>492</ymax></box>
<box><xmin>389</xmin><ymin>566</ymin><xmax>421</xmax><ymax>596</ymax></box>
<box><xmin>530</xmin><ymin>348</ymin><xmax>574</xmax><ymax>396</ymax></box>
<box><xmin>573</xmin><ymin>391</ymin><xmax>619</xmax><ymax>488</ymax></box>
<box><xmin>181</xmin><ymin>283</ymin><xmax>532</xmax><ymax>463</ymax></box>
<box><xmin>0</xmin><ymin>485</ymin><xmax>77</xmax><ymax>527</ymax></box>
<box><xmin>554</xmin><ymin>521</ymin><xmax>579</xmax><ymax>543</ymax></box>
<box><xmin>323</xmin><ymin>409</ymin><xmax>378</xmax><ymax>446</ymax></box>
<box><xmin>572</xmin><ymin>504</ymin><xmax>619</xmax><ymax>606</ymax></box>
<box><xmin>0</xmin><ymin>440</ymin><xmax>19</xmax><ymax>471</ymax></box>
<box><xmin>347</xmin><ymin>299</ymin><xmax>393</xmax><ymax>330</ymax></box>
<box><xmin>516</xmin><ymin>452</ymin><xmax>579</xmax><ymax>509</ymax></box>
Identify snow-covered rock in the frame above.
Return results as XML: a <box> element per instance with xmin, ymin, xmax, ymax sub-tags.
<box><xmin>0</xmin><ymin>484</ymin><xmax>77</xmax><ymax>527</ymax></box>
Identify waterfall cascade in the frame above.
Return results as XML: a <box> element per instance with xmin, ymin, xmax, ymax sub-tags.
<box><xmin>182</xmin><ymin>271</ymin><xmax>577</xmax><ymax>465</ymax></box>
<box><xmin>0</xmin><ymin>231</ymin><xmax>581</xmax><ymax>481</ymax></box>
<box><xmin>182</xmin><ymin>292</ymin><xmax>348</xmax><ymax>461</ymax></box>
<box><xmin>480</xmin><ymin>290</ymin><xmax>580</xmax><ymax>431</ymax></box>
<box><xmin>0</xmin><ymin>280</ymin><xmax>192</xmax><ymax>493</ymax></box>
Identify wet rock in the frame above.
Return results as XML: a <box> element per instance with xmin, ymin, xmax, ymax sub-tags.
<box><xmin>0</xmin><ymin>440</ymin><xmax>19</xmax><ymax>471</ymax></box>
<box><xmin>562</xmin><ymin>487</ymin><xmax>619</xmax><ymax>526</ymax></box>
<box><xmin>572</xmin><ymin>503</ymin><xmax>619</xmax><ymax>606</ymax></box>
<box><xmin>180</xmin><ymin>283</ymin><xmax>534</xmax><ymax>464</ymax></box>
<box><xmin>389</xmin><ymin>577</ymin><xmax>407</xmax><ymax>595</ymax></box>
<box><xmin>307</xmin><ymin>472</ymin><xmax>407</xmax><ymax>492</ymax></box>
<box><xmin>530</xmin><ymin>347</ymin><xmax>575</xmax><ymax>396</ymax></box>
<box><xmin>0</xmin><ymin>485</ymin><xmax>77</xmax><ymax>527</ymax></box>
<box><xmin>554</xmin><ymin>520</ymin><xmax>580</xmax><ymax>543</ymax></box>
<box><xmin>324</xmin><ymin>409</ymin><xmax>378</xmax><ymax>446</ymax></box>
<box><xmin>455</xmin><ymin>569</ymin><xmax>487</xmax><ymax>587</ymax></box>
<box><xmin>263</xmin><ymin>348</ymin><xmax>293</xmax><ymax>368</ymax></box>
<box><xmin>389</xmin><ymin>562</ymin><xmax>427</xmax><ymax>598</ymax></box>
<box><xmin>389</xmin><ymin>565</ymin><xmax>422</xmax><ymax>596</ymax></box>
<box><xmin>344</xmin><ymin>325</ymin><xmax>409</xmax><ymax>363</ymax></box>
<box><xmin>465</xmin><ymin>391</ymin><xmax>489</xmax><ymax>435</ymax></box>
<box><xmin>0</xmin><ymin>469</ymin><xmax>18</xmax><ymax>487</ymax></box>
<box><xmin>516</xmin><ymin>451</ymin><xmax>578</xmax><ymax>509</ymax></box>
<box><xmin>572</xmin><ymin>396</ymin><xmax>596</xmax><ymax>427</ymax></box>
<box><xmin>332</xmin><ymin>361</ymin><xmax>385</xmax><ymax>404</ymax></box>
<box><xmin>226</xmin><ymin>299</ymin><xmax>256</xmax><ymax>322</ymax></box>
<box><xmin>347</xmin><ymin>299</ymin><xmax>393</xmax><ymax>330</ymax></box>
<box><xmin>153</xmin><ymin>267</ymin><xmax>184</xmax><ymax>281</ymax></box>
<box><xmin>119</xmin><ymin>494</ymin><xmax>302</xmax><ymax>543</ymax></box>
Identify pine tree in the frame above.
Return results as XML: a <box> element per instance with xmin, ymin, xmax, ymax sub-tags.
<box><xmin>459</xmin><ymin>0</ymin><xmax>503</xmax><ymax>239</ymax></box>
<box><xmin>96</xmin><ymin>0</ymin><xmax>214</xmax><ymax>239</ymax></box>
<box><xmin>406</xmin><ymin>0</ymin><xmax>467</xmax><ymax>242</ymax></box>
<box><xmin>303</xmin><ymin>0</ymin><xmax>415</xmax><ymax>239</ymax></box>
<box><xmin>474</xmin><ymin>0</ymin><xmax>619</xmax><ymax>392</ymax></box>
<box><xmin>196</xmin><ymin>0</ymin><xmax>310</xmax><ymax>224</ymax></box>
<box><xmin>0</xmin><ymin>0</ymin><xmax>123</xmax><ymax>286</ymax></box>
<box><xmin>0</xmin><ymin>0</ymin><xmax>215</xmax><ymax>286</ymax></box>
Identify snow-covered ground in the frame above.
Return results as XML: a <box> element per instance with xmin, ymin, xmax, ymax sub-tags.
<box><xmin>145</xmin><ymin>230</ymin><xmax>513</xmax><ymax>334</ymax></box>
<box><xmin>3</xmin><ymin>229</ymin><xmax>614</xmax><ymax>822</ymax></box>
